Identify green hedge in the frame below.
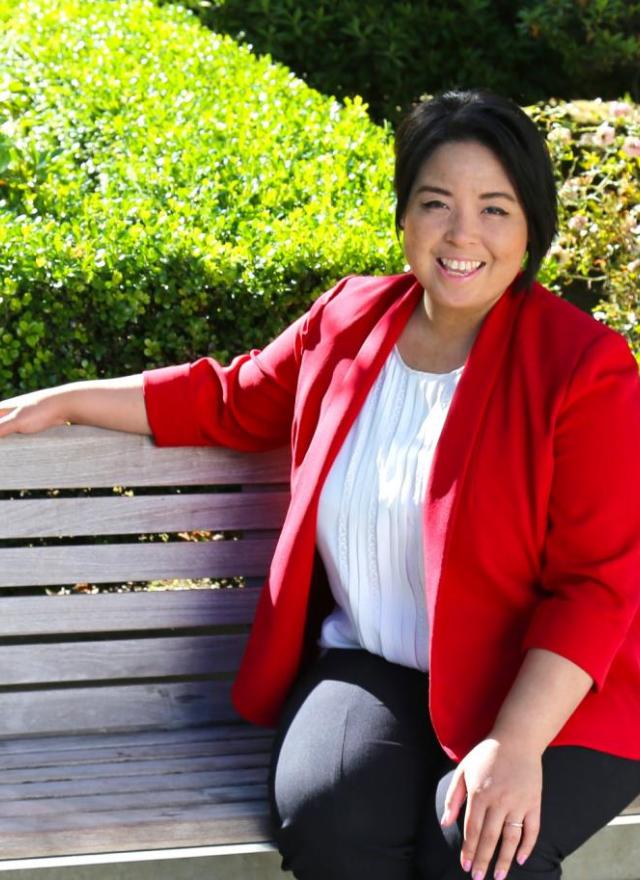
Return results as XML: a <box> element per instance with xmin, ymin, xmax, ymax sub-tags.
<box><xmin>0</xmin><ymin>0</ymin><xmax>403</xmax><ymax>393</ymax></box>
<box><xmin>165</xmin><ymin>0</ymin><xmax>640</xmax><ymax>125</ymax></box>
<box><xmin>1</xmin><ymin>1</ymin><xmax>638</xmax><ymax>398</ymax></box>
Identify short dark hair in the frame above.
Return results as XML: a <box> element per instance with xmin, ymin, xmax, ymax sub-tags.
<box><xmin>394</xmin><ymin>89</ymin><xmax>557</xmax><ymax>291</ymax></box>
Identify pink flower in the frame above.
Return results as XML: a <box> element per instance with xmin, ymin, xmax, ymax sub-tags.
<box><xmin>622</xmin><ymin>136</ymin><xmax>640</xmax><ymax>158</ymax></box>
<box><xmin>568</xmin><ymin>214</ymin><xmax>588</xmax><ymax>231</ymax></box>
<box><xmin>593</xmin><ymin>123</ymin><xmax>616</xmax><ymax>147</ymax></box>
<box><xmin>610</xmin><ymin>101</ymin><xmax>632</xmax><ymax>118</ymax></box>
<box><xmin>547</xmin><ymin>126</ymin><xmax>572</xmax><ymax>145</ymax></box>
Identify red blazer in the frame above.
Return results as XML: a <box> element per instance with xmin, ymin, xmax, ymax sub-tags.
<box><xmin>143</xmin><ymin>274</ymin><xmax>640</xmax><ymax>761</ymax></box>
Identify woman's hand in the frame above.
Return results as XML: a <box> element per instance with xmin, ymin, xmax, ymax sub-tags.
<box><xmin>0</xmin><ymin>391</ymin><xmax>68</xmax><ymax>437</ymax></box>
<box><xmin>441</xmin><ymin>737</ymin><xmax>542</xmax><ymax>880</ymax></box>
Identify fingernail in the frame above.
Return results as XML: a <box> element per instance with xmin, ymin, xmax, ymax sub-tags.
<box><xmin>472</xmin><ymin>872</ymin><xmax>484</xmax><ymax>880</ymax></box>
<box><xmin>517</xmin><ymin>853</ymin><xmax>529</xmax><ymax>866</ymax></box>
<box><xmin>462</xmin><ymin>859</ymin><xmax>472</xmax><ymax>872</ymax></box>
<box><xmin>495</xmin><ymin>871</ymin><xmax>507</xmax><ymax>880</ymax></box>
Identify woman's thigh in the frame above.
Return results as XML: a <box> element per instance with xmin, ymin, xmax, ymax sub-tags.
<box><xmin>420</xmin><ymin>746</ymin><xmax>640</xmax><ymax>879</ymax></box>
<box><xmin>269</xmin><ymin>650</ymin><xmax>640</xmax><ymax>880</ymax></box>
<box><xmin>268</xmin><ymin>649</ymin><xmax>451</xmax><ymax>880</ymax></box>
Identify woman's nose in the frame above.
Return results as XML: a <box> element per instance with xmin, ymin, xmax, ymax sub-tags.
<box><xmin>444</xmin><ymin>210</ymin><xmax>479</xmax><ymax>246</ymax></box>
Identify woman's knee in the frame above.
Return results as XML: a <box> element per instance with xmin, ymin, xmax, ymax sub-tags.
<box><xmin>269</xmin><ymin>650</ymin><xmax>440</xmax><ymax>878</ymax></box>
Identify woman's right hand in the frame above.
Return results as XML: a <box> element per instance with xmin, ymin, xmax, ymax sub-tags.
<box><xmin>0</xmin><ymin>390</ymin><xmax>68</xmax><ymax>438</ymax></box>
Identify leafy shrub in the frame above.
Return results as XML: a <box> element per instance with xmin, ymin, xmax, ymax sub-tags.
<box><xmin>166</xmin><ymin>0</ymin><xmax>640</xmax><ymax>124</ymax></box>
<box><xmin>0</xmin><ymin>0</ymin><xmax>403</xmax><ymax>394</ymax></box>
<box><xmin>519</xmin><ymin>1</ymin><xmax>640</xmax><ymax>102</ymax></box>
<box><xmin>1</xmin><ymin>2</ymin><xmax>638</xmax><ymax>399</ymax></box>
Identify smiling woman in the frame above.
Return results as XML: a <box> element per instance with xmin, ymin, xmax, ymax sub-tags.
<box><xmin>0</xmin><ymin>89</ymin><xmax>639</xmax><ymax>880</ymax></box>
<box><xmin>398</xmin><ymin>141</ymin><xmax>529</xmax><ymax>371</ymax></box>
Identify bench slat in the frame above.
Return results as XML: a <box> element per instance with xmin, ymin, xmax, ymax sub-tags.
<box><xmin>0</xmin><ymin>782</ymin><xmax>269</xmax><ymax>819</ymax></box>
<box><xmin>0</xmin><ymin>732</ymin><xmax>272</xmax><ymax>772</ymax></box>
<box><xmin>0</xmin><ymin>492</ymin><xmax>289</xmax><ymax>538</ymax></box>
<box><xmin>0</xmin><ymin>723</ymin><xmax>268</xmax><ymax>756</ymax></box>
<box><xmin>0</xmin><ymin>767</ymin><xmax>268</xmax><ymax>801</ymax></box>
<box><xmin>0</xmin><ymin>749</ymin><xmax>271</xmax><ymax>785</ymax></box>
<box><xmin>0</xmin><ymin>537</ymin><xmax>277</xmax><ymax>587</ymax></box>
<box><xmin>0</xmin><ymin>589</ymin><xmax>261</xmax><ymax>636</ymax></box>
<box><xmin>0</xmin><ymin>799</ymin><xmax>272</xmax><ymax>859</ymax></box>
<box><xmin>0</xmin><ymin>427</ymin><xmax>289</xmax><ymax>489</ymax></box>
<box><xmin>0</xmin><ymin>796</ymin><xmax>269</xmax><ymax>833</ymax></box>
<box><xmin>0</xmin><ymin>680</ymin><xmax>238</xmax><ymax>737</ymax></box>
<box><xmin>0</xmin><ymin>634</ymin><xmax>248</xmax><ymax>686</ymax></box>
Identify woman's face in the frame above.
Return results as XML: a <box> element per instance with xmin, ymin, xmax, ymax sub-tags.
<box><xmin>401</xmin><ymin>140</ymin><xmax>528</xmax><ymax>321</ymax></box>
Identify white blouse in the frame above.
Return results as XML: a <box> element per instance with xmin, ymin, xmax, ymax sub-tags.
<box><xmin>316</xmin><ymin>345</ymin><xmax>463</xmax><ymax>672</ymax></box>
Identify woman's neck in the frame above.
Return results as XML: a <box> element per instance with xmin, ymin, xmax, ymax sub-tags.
<box><xmin>396</xmin><ymin>292</ymin><xmax>487</xmax><ymax>373</ymax></box>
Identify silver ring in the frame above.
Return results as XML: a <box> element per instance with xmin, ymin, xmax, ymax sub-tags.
<box><xmin>505</xmin><ymin>821</ymin><xmax>524</xmax><ymax>828</ymax></box>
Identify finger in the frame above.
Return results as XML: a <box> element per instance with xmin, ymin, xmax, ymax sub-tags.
<box><xmin>441</xmin><ymin>765</ymin><xmax>467</xmax><ymax>826</ymax></box>
<box><xmin>0</xmin><ymin>410</ymin><xmax>18</xmax><ymax>437</ymax></box>
<box><xmin>467</xmin><ymin>807</ymin><xmax>505</xmax><ymax>880</ymax></box>
<box><xmin>516</xmin><ymin>810</ymin><xmax>540</xmax><ymax>868</ymax></box>
<box><xmin>492</xmin><ymin>819</ymin><xmax>525</xmax><ymax>880</ymax></box>
<box><xmin>460</xmin><ymin>795</ymin><xmax>488</xmax><ymax>874</ymax></box>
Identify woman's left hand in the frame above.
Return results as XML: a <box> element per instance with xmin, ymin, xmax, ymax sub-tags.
<box><xmin>440</xmin><ymin>737</ymin><xmax>543</xmax><ymax>880</ymax></box>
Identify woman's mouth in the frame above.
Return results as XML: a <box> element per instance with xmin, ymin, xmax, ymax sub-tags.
<box><xmin>437</xmin><ymin>257</ymin><xmax>485</xmax><ymax>278</ymax></box>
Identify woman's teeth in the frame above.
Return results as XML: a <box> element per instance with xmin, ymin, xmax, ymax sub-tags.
<box><xmin>438</xmin><ymin>258</ymin><xmax>484</xmax><ymax>275</ymax></box>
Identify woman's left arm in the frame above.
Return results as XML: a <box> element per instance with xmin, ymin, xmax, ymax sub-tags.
<box><xmin>441</xmin><ymin>647</ymin><xmax>593</xmax><ymax>880</ymax></box>
<box><xmin>443</xmin><ymin>330</ymin><xmax>640</xmax><ymax>880</ymax></box>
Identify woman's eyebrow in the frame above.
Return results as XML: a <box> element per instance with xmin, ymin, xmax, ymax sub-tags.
<box><xmin>414</xmin><ymin>184</ymin><xmax>516</xmax><ymax>203</ymax></box>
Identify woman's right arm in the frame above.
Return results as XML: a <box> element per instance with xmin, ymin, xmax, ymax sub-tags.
<box><xmin>0</xmin><ymin>375</ymin><xmax>151</xmax><ymax>437</ymax></box>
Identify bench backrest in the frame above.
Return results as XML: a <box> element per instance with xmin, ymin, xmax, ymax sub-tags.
<box><xmin>0</xmin><ymin>426</ymin><xmax>290</xmax><ymax>738</ymax></box>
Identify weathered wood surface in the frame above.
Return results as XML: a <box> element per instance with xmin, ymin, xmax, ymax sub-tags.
<box><xmin>0</xmin><ymin>429</ymin><xmax>286</xmax><ymax>859</ymax></box>
<box><xmin>0</xmin><ymin>803</ymin><xmax>273</xmax><ymax>859</ymax></box>
<box><xmin>0</xmin><ymin>725</ymin><xmax>274</xmax><ymax>858</ymax></box>
<box><xmin>0</xmin><ymin>491</ymin><xmax>290</xmax><ymax>538</ymax></box>
<box><xmin>0</xmin><ymin>587</ymin><xmax>260</xmax><ymax>635</ymax></box>
<box><xmin>0</xmin><ymin>680</ymin><xmax>239</xmax><ymax>737</ymax></box>
<box><xmin>0</xmin><ymin>724</ymin><xmax>268</xmax><ymax>755</ymax></box>
<box><xmin>0</xmin><ymin>536</ymin><xmax>277</xmax><ymax>586</ymax></box>
<box><xmin>0</xmin><ymin>426</ymin><xmax>290</xmax><ymax>489</ymax></box>
<box><xmin>0</xmin><ymin>634</ymin><xmax>248</xmax><ymax>685</ymax></box>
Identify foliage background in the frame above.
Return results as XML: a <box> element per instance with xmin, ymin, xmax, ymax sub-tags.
<box><xmin>0</xmin><ymin>0</ymin><xmax>638</xmax><ymax>398</ymax></box>
<box><xmin>0</xmin><ymin>0</ymin><xmax>402</xmax><ymax>392</ymax></box>
<box><xmin>165</xmin><ymin>0</ymin><xmax>640</xmax><ymax>125</ymax></box>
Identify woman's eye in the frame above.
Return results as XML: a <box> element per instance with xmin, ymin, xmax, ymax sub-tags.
<box><xmin>483</xmin><ymin>205</ymin><xmax>508</xmax><ymax>216</ymax></box>
<box><xmin>421</xmin><ymin>200</ymin><xmax>447</xmax><ymax>210</ymax></box>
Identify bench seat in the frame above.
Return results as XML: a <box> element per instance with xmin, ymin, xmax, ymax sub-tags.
<box><xmin>0</xmin><ymin>427</ymin><xmax>287</xmax><ymax>868</ymax></box>
<box><xmin>0</xmin><ymin>426</ymin><xmax>637</xmax><ymax>878</ymax></box>
<box><xmin>0</xmin><ymin>725</ymin><xmax>273</xmax><ymax>861</ymax></box>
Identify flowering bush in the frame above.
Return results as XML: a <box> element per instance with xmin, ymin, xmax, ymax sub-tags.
<box><xmin>530</xmin><ymin>98</ymin><xmax>640</xmax><ymax>359</ymax></box>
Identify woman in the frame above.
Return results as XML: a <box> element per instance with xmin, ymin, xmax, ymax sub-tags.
<box><xmin>1</xmin><ymin>90</ymin><xmax>639</xmax><ymax>880</ymax></box>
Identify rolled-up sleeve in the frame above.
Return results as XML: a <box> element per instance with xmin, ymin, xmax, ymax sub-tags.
<box><xmin>142</xmin><ymin>276</ymin><xmax>351</xmax><ymax>451</ymax></box>
<box><xmin>522</xmin><ymin>331</ymin><xmax>640</xmax><ymax>689</ymax></box>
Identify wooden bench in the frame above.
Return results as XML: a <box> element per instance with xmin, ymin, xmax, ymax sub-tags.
<box><xmin>0</xmin><ymin>425</ymin><xmax>637</xmax><ymax>879</ymax></box>
<box><xmin>0</xmin><ymin>425</ymin><xmax>289</xmax><ymax>876</ymax></box>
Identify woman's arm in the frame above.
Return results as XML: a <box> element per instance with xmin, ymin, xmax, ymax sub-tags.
<box><xmin>0</xmin><ymin>375</ymin><xmax>151</xmax><ymax>437</ymax></box>
<box><xmin>441</xmin><ymin>648</ymin><xmax>593</xmax><ymax>880</ymax></box>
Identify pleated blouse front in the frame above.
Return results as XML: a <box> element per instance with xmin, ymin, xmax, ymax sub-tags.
<box><xmin>316</xmin><ymin>345</ymin><xmax>463</xmax><ymax>672</ymax></box>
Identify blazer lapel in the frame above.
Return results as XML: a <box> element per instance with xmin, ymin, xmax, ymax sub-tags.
<box><xmin>294</xmin><ymin>275</ymin><xmax>423</xmax><ymax>507</ymax></box>
<box><xmin>423</xmin><ymin>284</ymin><xmax>527</xmax><ymax>627</ymax></box>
